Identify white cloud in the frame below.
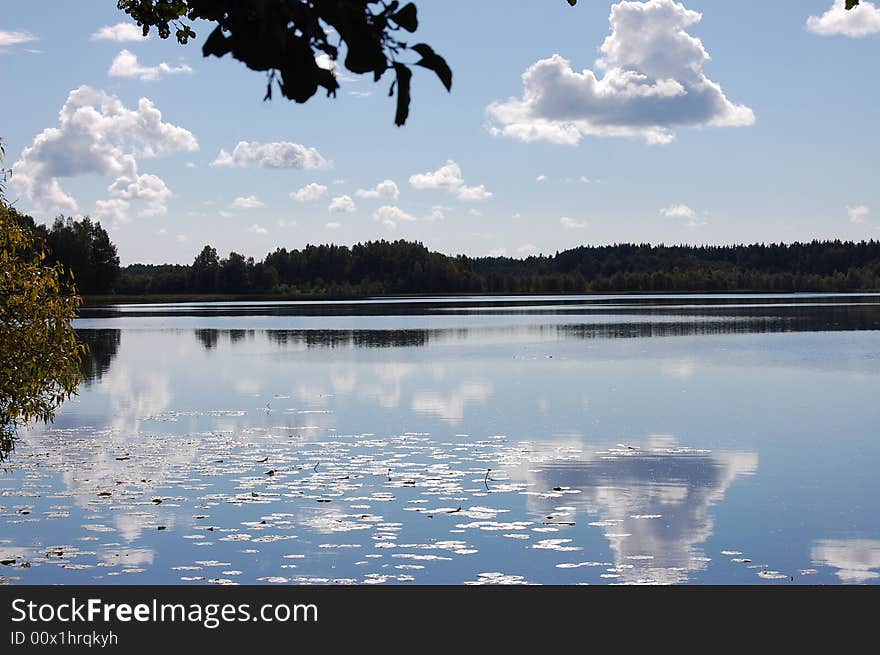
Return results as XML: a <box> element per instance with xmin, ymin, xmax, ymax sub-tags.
<box><xmin>247</xmin><ymin>224</ymin><xmax>268</xmax><ymax>235</ymax></box>
<box><xmin>536</xmin><ymin>174</ymin><xmax>547</xmax><ymax>182</ymax></box>
<box><xmin>373</xmin><ymin>205</ymin><xmax>416</xmax><ymax>228</ymax></box>
<box><xmin>212</xmin><ymin>141</ymin><xmax>329</xmax><ymax>170</ymax></box>
<box><xmin>12</xmin><ymin>85</ymin><xmax>197</xmax><ymax>214</ymax></box>
<box><xmin>107</xmin><ymin>170</ymin><xmax>171</xmax><ymax>216</ymax></box>
<box><xmin>329</xmin><ymin>195</ymin><xmax>356</xmax><ymax>213</ymax></box>
<box><xmin>661</xmin><ymin>203</ymin><xmax>706</xmax><ymax>227</ymax></box>
<box><xmin>355</xmin><ymin>179</ymin><xmax>400</xmax><ymax>200</ymax></box>
<box><xmin>326</xmin><ymin>221</ymin><xmax>341</xmax><ymax>230</ymax></box>
<box><xmin>560</xmin><ymin>216</ymin><xmax>587</xmax><ymax>229</ymax></box>
<box><xmin>660</xmin><ymin>203</ymin><xmax>696</xmax><ymax>219</ymax></box>
<box><xmin>518</xmin><ymin>243</ymin><xmax>539</xmax><ymax>256</ymax></box>
<box><xmin>487</xmin><ymin>0</ymin><xmax>755</xmax><ymax>145</ymax></box>
<box><xmin>807</xmin><ymin>1</ymin><xmax>880</xmax><ymax>37</ymax></box>
<box><xmin>291</xmin><ymin>182</ymin><xmax>328</xmax><ymax>202</ymax></box>
<box><xmin>315</xmin><ymin>53</ymin><xmax>356</xmax><ymax>82</ymax></box>
<box><xmin>409</xmin><ymin>160</ymin><xmax>493</xmax><ymax>202</ymax></box>
<box><xmin>0</xmin><ymin>30</ymin><xmax>38</xmax><ymax>47</ymax></box>
<box><xmin>410</xmin><ymin>160</ymin><xmax>464</xmax><ymax>190</ymax></box>
<box><xmin>487</xmin><ymin>247</ymin><xmax>508</xmax><ymax>257</ymax></box>
<box><xmin>232</xmin><ymin>195</ymin><xmax>265</xmax><ymax>209</ymax></box>
<box><xmin>90</xmin><ymin>23</ymin><xmax>148</xmax><ymax>42</ymax></box>
<box><xmin>108</xmin><ymin>49</ymin><xmax>192</xmax><ymax>81</ymax></box>
<box><xmin>457</xmin><ymin>184</ymin><xmax>493</xmax><ymax>201</ymax></box>
<box><xmin>426</xmin><ymin>206</ymin><xmax>447</xmax><ymax>222</ymax></box>
<box><xmin>94</xmin><ymin>198</ymin><xmax>130</xmax><ymax>224</ymax></box>
<box><xmin>847</xmin><ymin>204</ymin><xmax>870</xmax><ymax>223</ymax></box>
<box><xmin>176</xmin><ymin>234</ymin><xmax>187</xmax><ymax>243</ymax></box>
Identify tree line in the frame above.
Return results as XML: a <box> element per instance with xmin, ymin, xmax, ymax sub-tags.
<box><xmin>9</xmin><ymin>209</ymin><xmax>880</xmax><ymax>297</ymax></box>
<box><xmin>117</xmin><ymin>237</ymin><xmax>880</xmax><ymax>296</ymax></box>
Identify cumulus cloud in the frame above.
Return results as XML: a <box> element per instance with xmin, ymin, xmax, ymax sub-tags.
<box><xmin>807</xmin><ymin>1</ymin><xmax>880</xmax><ymax>37</ymax></box>
<box><xmin>212</xmin><ymin>141</ymin><xmax>329</xmax><ymax>170</ymax></box>
<box><xmin>518</xmin><ymin>244</ymin><xmax>539</xmax><ymax>256</ymax></box>
<box><xmin>457</xmin><ymin>184</ymin><xmax>492</xmax><ymax>201</ymax></box>
<box><xmin>0</xmin><ymin>30</ymin><xmax>38</xmax><ymax>47</ymax></box>
<box><xmin>291</xmin><ymin>183</ymin><xmax>328</xmax><ymax>202</ymax></box>
<box><xmin>536</xmin><ymin>174</ymin><xmax>547</xmax><ymax>182</ymax></box>
<box><xmin>660</xmin><ymin>203</ymin><xmax>696</xmax><ymax>218</ymax></box>
<box><xmin>409</xmin><ymin>160</ymin><xmax>493</xmax><ymax>202</ymax></box>
<box><xmin>11</xmin><ymin>85</ymin><xmax>197</xmax><ymax>214</ymax></box>
<box><xmin>247</xmin><ymin>224</ymin><xmax>268</xmax><ymax>235</ymax></box>
<box><xmin>661</xmin><ymin>202</ymin><xmax>706</xmax><ymax>227</ymax></box>
<box><xmin>487</xmin><ymin>0</ymin><xmax>755</xmax><ymax>145</ymax></box>
<box><xmin>94</xmin><ymin>198</ymin><xmax>131</xmax><ymax>224</ymax></box>
<box><xmin>426</xmin><ymin>206</ymin><xmax>447</xmax><ymax>222</ymax></box>
<box><xmin>90</xmin><ymin>23</ymin><xmax>148</xmax><ymax>42</ymax></box>
<box><xmin>848</xmin><ymin>205</ymin><xmax>870</xmax><ymax>223</ymax></box>
<box><xmin>108</xmin><ymin>49</ymin><xmax>192</xmax><ymax>81</ymax></box>
<box><xmin>329</xmin><ymin>195</ymin><xmax>356</xmax><ymax>213</ymax></box>
<box><xmin>326</xmin><ymin>221</ymin><xmax>341</xmax><ymax>230</ymax></box>
<box><xmin>232</xmin><ymin>195</ymin><xmax>265</xmax><ymax>209</ymax></box>
<box><xmin>373</xmin><ymin>205</ymin><xmax>416</xmax><ymax>228</ymax></box>
<box><xmin>355</xmin><ymin>179</ymin><xmax>400</xmax><ymax>200</ymax></box>
<box><xmin>373</xmin><ymin>205</ymin><xmax>416</xmax><ymax>229</ymax></box>
<box><xmin>107</xmin><ymin>170</ymin><xmax>171</xmax><ymax>216</ymax></box>
<box><xmin>560</xmin><ymin>216</ymin><xmax>587</xmax><ymax>229</ymax></box>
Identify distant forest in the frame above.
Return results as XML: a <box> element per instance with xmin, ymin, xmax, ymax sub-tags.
<box><xmin>11</xmin><ymin>209</ymin><xmax>880</xmax><ymax>297</ymax></box>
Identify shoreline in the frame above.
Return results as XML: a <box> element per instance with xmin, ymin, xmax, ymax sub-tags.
<box><xmin>82</xmin><ymin>289</ymin><xmax>880</xmax><ymax>306</ymax></box>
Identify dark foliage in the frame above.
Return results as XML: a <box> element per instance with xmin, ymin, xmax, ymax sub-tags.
<box><xmin>116</xmin><ymin>0</ymin><xmax>453</xmax><ymax>126</ymax></box>
<box><xmin>11</xmin><ymin>205</ymin><xmax>879</xmax><ymax>298</ymax></box>
<box><xmin>9</xmin><ymin>208</ymin><xmax>121</xmax><ymax>295</ymax></box>
<box><xmin>115</xmin><ymin>239</ymin><xmax>880</xmax><ymax>297</ymax></box>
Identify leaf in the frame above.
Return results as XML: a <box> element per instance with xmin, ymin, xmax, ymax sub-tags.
<box><xmin>411</xmin><ymin>43</ymin><xmax>452</xmax><ymax>92</ymax></box>
<box><xmin>391</xmin><ymin>3</ymin><xmax>418</xmax><ymax>32</ymax></box>
<box><xmin>202</xmin><ymin>25</ymin><xmax>230</xmax><ymax>58</ymax></box>
<box><xmin>393</xmin><ymin>63</ymin><xmax>412</xmax><ymax>126</ymax></box>
<box><xmin>846</xmin><ymin>0</ymin><xmax>859</xmax><ymax>9</ymax></box>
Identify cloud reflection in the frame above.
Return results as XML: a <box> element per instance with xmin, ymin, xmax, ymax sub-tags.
<box><xmin>811</xmin><ymin>539</ymin><xmax>880</xmax><ymax>583</ymax></box>
<box><xmin>412</xmin><ymin>382</ymin><xmax>494</xmax><ymax>424</ymax></box>
<box><xmin>511</xmin><ymin>436</ymin><xmax>758</xmax><ymax>584</ymax></box>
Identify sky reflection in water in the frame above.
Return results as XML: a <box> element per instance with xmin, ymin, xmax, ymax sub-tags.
<box><xmin>1</xmin><ymin>294</ymin><xmax>879</xmax><ymax>585</ymax></box>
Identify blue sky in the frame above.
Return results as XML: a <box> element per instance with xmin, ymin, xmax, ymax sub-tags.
<box><xmin>2</xmin><ymin>0</ymin><xmax>879</xmax><ymax>264</ymax></box>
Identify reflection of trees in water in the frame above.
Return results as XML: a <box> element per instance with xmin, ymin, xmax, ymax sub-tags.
<box><xmin>229</xmin><ymin>329</ymin><xmax>255</xmax><ymax>344</ymax></box>
<box><xmin>189</xmin><ymin>303</ymin><xmax>880</xmax><ymax>354</ymax></box>
<box><xmin>559</xmin><ymin>307</ymin><xmax>880</xmax><ymax>340</ymax></box>
<box><xmin>194</xmin><ymin>329</ymin><xmax>219</xmax><ymax>350</ymax></box>
<box><xmin>266</xmin><ymin>329</ymin><xmax>430</xmax><ymax>349</ymax></box>
<box><xmin>77</xmin><ymin>330</ymin><xmax>122</xmax><ymax>387</ymax></box>
<box><xmin>511</xmin><ymin>438</ymin><xmax>757</xmax><ymax>584</ymax></box>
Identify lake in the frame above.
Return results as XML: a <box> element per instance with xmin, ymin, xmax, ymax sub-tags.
<box><xmin>2</xmin><ymin>293</ymin><xmax>880</xmax><ymax>585</ymax></box>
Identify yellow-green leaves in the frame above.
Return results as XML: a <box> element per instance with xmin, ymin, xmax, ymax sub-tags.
<box><xmin>1</xmin><ymin>202</ymin><xmax>85</xmax><ymax>458</ymax></box>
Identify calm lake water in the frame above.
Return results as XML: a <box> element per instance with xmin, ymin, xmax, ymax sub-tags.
<box><xmin>2</xmin><ymin>293</ymin><xmax>880</xmax><ymax>585</ymax></box>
